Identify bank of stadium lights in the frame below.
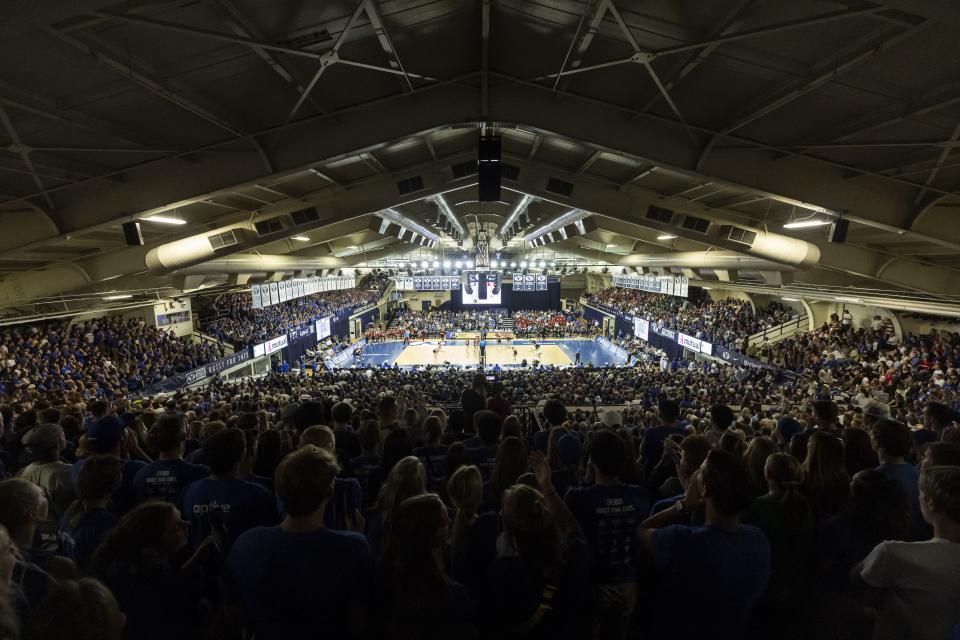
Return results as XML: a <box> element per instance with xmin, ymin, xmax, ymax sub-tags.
<box><xmin>443</xmin><ymin>260</ymin><xmax>451</xmax><ymax>268</ymax></box>
<box><xmin>454</xmin><ymin>260</ymin><xmax>462</xmax><ymax>268</ymax></box>
<box><xmin>510</xmin><ymin>262</ymin><xmax>517</xmax><ymax>268</ymax></box>
<box><xmin>432</xmin><ymin>260</ymin><xmax>439</xmax><ymax>268</ymax></box>
<box><xmin>520</xmin><ymin>261</ymin><xmax>528</xmax><ymax>268</ymax></box>
<box><xmin>466</xmin><ymin>260</ymin><xmax>474</xmax><ymax>269</ymax></box>
<box><xmin>421</xmin><ymin>261</ymin><xmax>428</xmax><ymax>269</ymax></box>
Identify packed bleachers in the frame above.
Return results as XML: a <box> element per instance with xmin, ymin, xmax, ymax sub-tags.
<box><xmin>1</xmin><ymin>291</ymin><xmax>960</xmax><ymax>640</ymax></box>
<box><xmin>201</xmin><ymin>272</ymin><xmax>390</xmax><ymax>348</ymax></box>
<box><xmin>587</xmin><ymin>286</ymin><xmax>796</xmax><ymax>349</ymax></box>
<box><xmin>376</xmin><ymin>308</ymin><xmax>507</xmax><ymax>340</ymax></box>
<box><xmin>510</xmin><ymin>310</ymin><xmax>594</xmax><ymax>337</ymax></box>
<box><xmin>0</xmin><ymin>318</ymin><xmax>224</xmax><ymax>400</ymax></box>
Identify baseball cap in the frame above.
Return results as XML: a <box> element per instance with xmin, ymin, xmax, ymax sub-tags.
<box><xmin>860</xmin><ymin>398</ymin><xmax>891</xmax><ymax>419</ymax></box>
<box><xmin>280</xmin><ymin>402</ymin><xmax>300</xmax><ymax>420</ymax></box>
<box><xmin>600</xmin><ymin>409</ymin><xmax>623</xmax><ymax>429</ymax></box>
<box><xmin>22</xmin><ymin>424</ymin><xmax>63</xmax><ymax>451</ymax></box>
<box><xmin>777</xmin><ymin>416</ymin><xmax>803</xmax><ymax>441</ymax></box>
<box><xmin>556</xmin><ymin>433</ymin><xmax>585</xmax><ymax>465</ymax></box>
<box><xmin>86</xmin><ymin>416</ymin><xmax>125</xmax><ymax>452</ymax></box>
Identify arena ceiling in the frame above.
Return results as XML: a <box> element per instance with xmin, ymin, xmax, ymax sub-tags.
<box><xmin>2</xmin><ymin>0</ymin><xmax>960</xmax><ymax>313</ymax></box>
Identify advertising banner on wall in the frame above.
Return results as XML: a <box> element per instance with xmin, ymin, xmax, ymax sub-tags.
<box><xmin>633</xmin><ymin>317</ymin><xmax>649</xmax><ymax>342</ymax></box>
<box><xmin>677</xmin><ymin>332</ymin><xmax>702</xmax><ymax>352</ymax></box>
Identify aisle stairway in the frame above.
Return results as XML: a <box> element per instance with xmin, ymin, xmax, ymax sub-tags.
<box><xmin>747</xmin><ymin>314</ymin><xmax>809</xmax><ymax>347</ymax></box>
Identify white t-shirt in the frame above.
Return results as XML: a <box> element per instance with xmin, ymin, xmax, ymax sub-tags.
<box><xmin>860</xmin><ymin>538</ymin><xmax>960</xmax><ymax>640</ymax></box>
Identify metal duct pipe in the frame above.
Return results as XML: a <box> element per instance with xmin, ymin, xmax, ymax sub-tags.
<box><xmin>0</xmin><ymin>264</ymin><xmax>92</xmax><ymax>308</ymax></box>
<box><xmin>170</xmin><ymin>254</ymin><xmax>346</xmax><ymax>275</ymax></box>
<box><xmin>434</xmin><ymin>195</ymin><xmax>466</xmax><ymax>236</ymax></box>
<box><xmin>619</xmin><ymin>251</ymin><xmax>796</xmax><ymax>271</ymax></box>
<box><xmin>524</xmin><ymin>209</ymin><xmax>588</xmax><ymax>241</ymax></box>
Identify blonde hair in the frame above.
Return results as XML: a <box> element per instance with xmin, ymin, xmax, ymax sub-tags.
<box><xmin>446</xmin><ymin>465</ymin><xmax>483</xmax><ymax>550</ymax></box>
<box><xmin>26</xmin><ymin>578</ymin><xmax>124</xmax><ymax>640</ymax></box>
<box><xmin>0</xmin><ymin>479</ymin><xmax>48</xmax><ymax>542</ymax></box>
<box><xmin>298</xmin><ymin>425</ymin><xmax>335</xmax><ymax>451</ymax></box>
<box><xmin>375</xmin><ymin>456</ymin><xmax>426</xmax><ymax>530</ymax></box>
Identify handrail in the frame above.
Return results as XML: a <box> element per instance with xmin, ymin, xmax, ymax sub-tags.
<box><xmin>193</xmin><ymin>329</ymin><xmax>233</xmax><ymax>354</ymax></box>
<box><xmin>748</xmin><ymin>314</ymin><xmax>808</xmax><ymax>346</ymax></box>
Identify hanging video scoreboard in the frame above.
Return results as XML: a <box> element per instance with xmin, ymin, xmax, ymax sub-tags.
<box><xmin>511</xmin><ymin>273</ymin><xmax>548</xmax><ymax>291</ymax></box>
<box><xmin>612</xmin><ymin>274</ymin><xmax>689</xmax><ymax>298</ymax></box>
<box><xmin>394</xmin><ymin>275</ymin><xmax>461</xmax><ymax>291</ymax></box>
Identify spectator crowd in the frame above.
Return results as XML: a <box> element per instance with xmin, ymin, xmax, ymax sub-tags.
<box><xmin>200</xmin><ymin>273</ymin><xmax>390</xmax><ymax>349</ymax></box>
<box><xmin>0</xmin><ymin>279</ymin><xmax>960</xmax><ymax>639</ymax></box>
<box><xmin>0</xmin><ymin>318</ymin><xmax>223</xmax><ymax>401</ymax></box>
<box><xmin>0</xmin><ymin>358</ymin><xmax>958</xmax><ymax>640</ymax></box>
<box><xmin>588</xmin><ymin>286</ymin><xmax>795</xmax><ymax>349</ymax></box>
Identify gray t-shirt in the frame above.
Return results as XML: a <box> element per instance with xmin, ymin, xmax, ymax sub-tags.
<box><xmin>861</xmin><ymin>538</ymin><xmax>960</xmax><ymax>640</ymax></box>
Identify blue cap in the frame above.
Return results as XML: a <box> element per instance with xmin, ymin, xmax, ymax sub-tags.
<box><xmin>556</xmin><ymin>433</ymin><xmax>585</xmax><ymax>465</ymax></box>
<box><xmin>777</xmin><ymin>416</ymin><xmax>803</xmax><ymax>441</ymax></box>
<box><xmin>86</xmin><ymin>416</ymin><xmax>125</xmax><ymax>452</ymax></box>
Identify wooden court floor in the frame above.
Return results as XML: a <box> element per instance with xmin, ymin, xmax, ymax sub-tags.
<box><xmin>392</xmin><ymin>342</ymin><xmax>573</xmax><ymax>367</ymax></box>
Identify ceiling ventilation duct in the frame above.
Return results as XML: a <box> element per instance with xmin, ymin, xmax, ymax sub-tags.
<box><xmin>0</xmin><ymin>264</ymin><xmax>92</xmax><ymax>308</ymax></box>
<box><xmin>145</xmin><ymin>206</ymin><xmax>330</xmax><ymax>275</ymax></box>
<box><xmin>169</xmin><ymin>254</ymin><xmax>346</xmax><ymax>275</ymax></box>
<box><xmin>618</xmin><ymin>251</ymin><xmax>796</xmax><ymax>271</ymax></box>
<box><xmin>635</xmin><ymin>205</ymin><xmax>820</xmax><ymax>268</ymax></box>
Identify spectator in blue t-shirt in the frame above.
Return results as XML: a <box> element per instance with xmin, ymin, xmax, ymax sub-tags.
<box><xmin>225</xmin><ymin>445</ymin><xmax>372</xmax><ymax>640</ymax></box>
<box><xmin>181</xmin><ymin>429</ymin><xmax>279</xmax><ymax>551</ymax></box>
<box><xmin>639</xmin><ymin>449</ymin><xmax>771</xmax><ymax>640</ymax></box>
<box><xmin>298</xmin><ymin>426</ymin><xmax>362</xmax><ymax>531</ymax></box>
<box><xmin>467</xmin><ymin>411</ymin><xmax>502</xmax><ymax>481</ymax></box>
<box><xmin>873</xmin><ymin>418</ymin><xmax>929</xmax><ymax>539</ymax></box>
<box><xmin>640</xmin><ymin>399</ymin><xmax>688</xmax><ymax>480</ymax></box>
<box><xmin>347</xmin><ymin>421</ymin><xmax>383</xmax><ymax>510</ymax></box>
<box><xmin>71</xmin><ymin>416</ymin><xmax>150</xmax><ymax>515</ymax></box>
<box><xmin>132</xmin><ymin>415</ymin><xmax>208</xmax><ymax>507</ymax></box>
<box><xmin>58</xmin><ymin>455</ymin><xmax>122</xmax><ymax>572</ymax></box>
<box><xmin>565</xmin><ymin>430</ymin><xmax>649</xmax><ymax>640</ymax></box>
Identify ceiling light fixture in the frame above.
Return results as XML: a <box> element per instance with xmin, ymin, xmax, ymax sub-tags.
<box><xmin>102</xmin><ymin>294</ymin><xmax>133</xmax><ymax>300</ymax></box>
<box><xmin>783</xmin><ymin>219</ymin><xmax>832</xmax><ymax>229</ymax></box>
<box><xmin>140</xmin><ymin>215</ymin><xmax>185</xmax><ymax>225</ymax></box>
<box><xmin>291</xmin><ymin>236</ymin><xmax>310</xmax><ymax>241</ymax></box>
<box><xmin>781</xmin><ymin>297</ymin><xmax>800</xmax><ymax>302</ymax></box>
<box><xmin>657</xmin><ymin>234</ymin><xmax>676</xmax><ymax>240</ymax></box>
<box><xmin>835</xmin><ymin>296</ymin><xmax>861</xmax><ymax>303</ymax></box>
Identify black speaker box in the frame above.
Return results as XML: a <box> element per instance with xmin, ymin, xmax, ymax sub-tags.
<box><xmin>478</xmin><ymin>135</ymin><xmax>501</xmax><ymax>202</ymax></box>
<box><xmin>122</xmin><ymin>221</ymin><xmax>143</xmax><ymax>246</ymax></box>
<box><xmin>829</xmin><ymin>219</ymin><xmax>849</xmax><ymax>243</ymax></box>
